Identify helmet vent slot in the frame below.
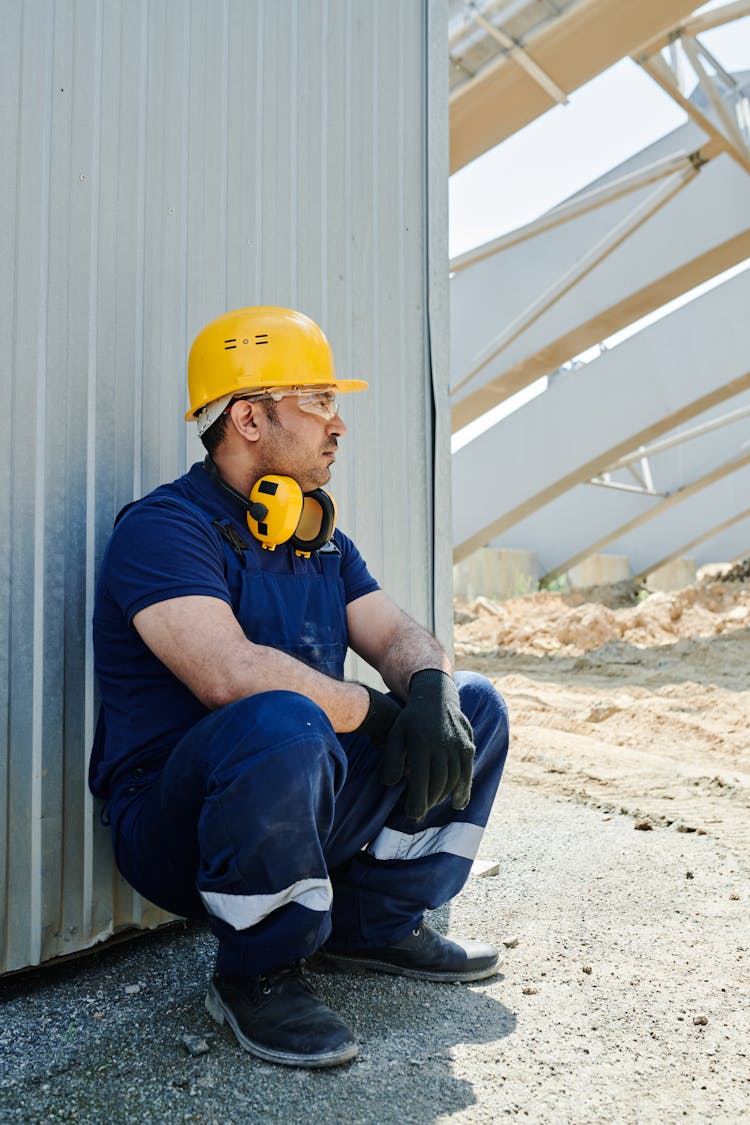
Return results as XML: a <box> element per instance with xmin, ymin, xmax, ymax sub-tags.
<box><xmin>255</xmin><ymin>333</ymin><xmax>269</xmax><ymax>345</ymax></box>
<box><xmin>224</xmin><ymin>338</ymin><xmax>237</xmax><ymax>350</ymax></box>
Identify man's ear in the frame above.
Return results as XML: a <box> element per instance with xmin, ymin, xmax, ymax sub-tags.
<box><xmin>228</xmin><ymin>399</ymin><xmax>261</xmax><ymax>443</ymax></box>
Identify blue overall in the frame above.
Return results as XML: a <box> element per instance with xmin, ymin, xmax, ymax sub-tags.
<box><xmin>96</xmin><ymin>472</ymin><xmax>510</xmax><ymax>977</ymax></box>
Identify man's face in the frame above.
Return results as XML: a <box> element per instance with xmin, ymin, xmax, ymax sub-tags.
<box><xmin>256</xmin><ymin>394</ymin><xmax>347</xmax><ymax>491</ymax></box>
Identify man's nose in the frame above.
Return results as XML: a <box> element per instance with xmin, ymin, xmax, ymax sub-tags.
<box><xmin>329</xmin><ymin>412</ymin><xmax>346</xmax><ymax>436</ymax></box>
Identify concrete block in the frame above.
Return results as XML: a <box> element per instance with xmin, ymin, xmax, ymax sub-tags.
<box><xmin>646</xmin><ymin>557</ymin><xmax>697</xmax><ymax>592</ymax></box>
<box><xmin>453</xmin><ymin>547</ymin><xmax>539</xmax><ymax>601</ymax></box>
<box><xmin>567</xmin><ymin>555</ymin><xmax>630</xmax><ymax>589</ymax></box>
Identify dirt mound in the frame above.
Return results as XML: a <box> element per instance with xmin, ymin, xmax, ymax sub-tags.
<box><xmin>455</xmin><ymin>579</ymin><xmax>750</xmax><ymax>658</ymax></box>
<box><xmin>453</xmin><ymin>575</ymin><xmax>750</xmax><ymax>859</ymax></box>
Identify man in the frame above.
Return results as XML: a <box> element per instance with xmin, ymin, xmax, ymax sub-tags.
<box><xmin>90</xmin><ymin>306</ymin><xmax>509</xmax><ymax>1069</ymax></box>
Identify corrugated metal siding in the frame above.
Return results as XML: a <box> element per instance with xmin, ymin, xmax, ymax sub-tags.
<box><xmin>1</xmin><ymin>0</ymin><xmax>449</xmax><ymax>974</ymax></box>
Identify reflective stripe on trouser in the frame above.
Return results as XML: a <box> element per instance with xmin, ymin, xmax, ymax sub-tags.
<box><xmin>108</xmin><ymin>673</ymin><xmax>509</xmax><ymax>975</ymax></box>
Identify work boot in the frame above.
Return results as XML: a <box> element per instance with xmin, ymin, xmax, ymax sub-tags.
<box><xmin>312</xmin><ymin>922</ymin><xmax>500</xmax><ymax>983</ymax></box>
<box><xmin>205</xmin><ymin>962</ymin><xmax>358</xmax><ymax>1067</ymax></box>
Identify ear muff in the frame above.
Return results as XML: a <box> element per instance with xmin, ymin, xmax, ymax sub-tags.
<box><xmin>248</xmin><ymin>476</ymin><xmax>305</xmax><ymax>548</ymax></box>
<box><xmin>204</xmin><ymin>456</ymin><xmax>336</xmax><ymax>554</ymax></box>
<box><xmin>292</xmin><ymin>489</ymin><xmax>338</xmax><ymax>554</ymax></box>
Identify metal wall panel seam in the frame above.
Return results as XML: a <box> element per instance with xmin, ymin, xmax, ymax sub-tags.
<box><xmin>425</xmin><ymin>0</ymin><xmax>452</xmax><ymax>650</ymax></box>
<box><xmin>131</xmin><ymin>0</ymin><xmax>150</xmax><ymax>504</ymax></box>
<box><xmin>185</xmin><ymin>0</ymin><xmax>227</xmax><ymax>443</ymax></box>
<box><xmin>28</xmin><ymin>0</ymin><xmax>56</xmax><ymax>969</ymax></box>
<box><xmin>46</xmin><ymin>0</ymin><xmax>77</xmax><ymax>959</ymax></box>
<box><xmin>52</xmin><ymin>0</ymin><xmax>87</xmax><ymax>960</ymax></box>
<box><xmin>290</xmin><ymin>0</ymin><xmax>299</xmax><ymax>304</ymax></box>
<box><xmin>395</xmin><ymin>0</ymin><xmax>408</xmax><ymax>603</ymax></box>
<box><xmin>320</xmin><ymin>1</ymin><xmax>329</xmax><ymax>333</ymax></box>
<box><xmin>295</xmin><ymin>3</ymin><xmax>326</xmax><ymax>340</ymax></box>
<box><xmin>220</xmin><ymin>0</ymin><xmax>230</xmax><ymax>329</ymax></box>
<box><xmin>78</xmin><ymin>0</ymin><xmax>105</xmax><ymax>950</ymax></box>
<box><xmin>223</xmin><ymin>0</ymin><xmax>250</xmax><ymax>309</ymax></box>
<box><xmin>254</xmin><ymin>0</ymin><xmax>265</xmax><ymax>297</ymax></box>
<box><xmin>172</xmin><ymin>0</ymin><xmax>191</xmax><ymax>481</ymax></box>
<box><xmin>405</xmin><ymin>1</ymin><xmax>433</xmax><ymax>624</ymax></box>
<box><xmin>413</xmin><ymin>0</ymin><xmax>432</xmax><ymax>620</ymax></box>
<box><xmin>356</xmin><ymin>2</ymin><xmax>383</xmax><ymax>584</ymax></box>
<box><xmin>395</xmin><ymin>1</ymin><xmax>421</xmax><ymax>615</ymax></box>
<box><xmin>370</xmin><ymin>4</ymin><xmax>382</xmax><ymax>589</ymax></box>
<box><xmin>344</xmin><ymin>0</ymin><xmax>353</xmax><ymax>467</ymax></box>
<box><xmin>0</xmin><ymin>0</ymin><xmax>24</xmax><ymax>970</ymax></box>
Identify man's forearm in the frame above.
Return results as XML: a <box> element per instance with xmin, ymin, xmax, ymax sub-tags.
<box><xmin>226</xmin><ymin>643</ymin><xmax>371</xmax><ymax>732</ymax></box>
<box><xmin>376</xmin><ymin>616</ymin><xmax>452</xmax><ymax>701</ymax></box>
<box><xmin>133</xmin><ymin>595</ymin><xmax>370</xmax><ymax>733</ymax></box>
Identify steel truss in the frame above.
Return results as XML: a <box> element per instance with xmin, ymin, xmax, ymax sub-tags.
<box><xmin>450</xmin><ymin>1</ymin><xmax>750</xmax><ymax>427</ymax></box>
<box><xmin>635</xmin><ymin>1</ymin><xmax>750</xmax><ymax>177</ymax></box>
<box><xmin>589</xmin><ymin>402</ymin><xmax>750</xmax><ymax>497</ymax></box>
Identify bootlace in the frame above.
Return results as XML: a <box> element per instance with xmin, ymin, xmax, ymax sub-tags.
<box><xmin>256</xmin><ymin>961</ymin><xmax>313</xmax><ymax>997</ymax></box>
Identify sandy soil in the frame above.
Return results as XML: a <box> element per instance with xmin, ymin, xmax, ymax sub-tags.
<box><xmin>454</xmin><ymin>573</ymin><xmax>750</xmax><ymax>860</ymax></box>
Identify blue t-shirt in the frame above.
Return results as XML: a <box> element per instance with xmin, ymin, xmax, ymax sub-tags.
<box><xmin>90</xmin><ymin>461</ymin><xmax>379</xmax><ymax>796</ymax></box>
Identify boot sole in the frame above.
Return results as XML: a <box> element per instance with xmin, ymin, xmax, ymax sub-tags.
<box><xmin>309</xmin><ymin>951</ymin><xmax>501</xmax><ymax>983</ymax></box>
<box><xmin>205</xmin><ymin>981</ymin><xmax>359</xmax><ymax>1068</ymax></box>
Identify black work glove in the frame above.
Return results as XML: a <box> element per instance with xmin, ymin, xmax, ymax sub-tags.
<box><xmin>381</xmin><ymin>669</ymin><xmax>475</xmax><ymax>822</ymax></box>
<box><xmin>356</xmin><ymin>685</ymin><xmax>402</xmax><ymax>748</ymax></box>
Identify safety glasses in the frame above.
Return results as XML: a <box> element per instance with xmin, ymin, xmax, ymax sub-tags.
<box><xmin>234</xmin><ymin>386</ymin><xmax>340</xmax><ymax>420</ymax></box>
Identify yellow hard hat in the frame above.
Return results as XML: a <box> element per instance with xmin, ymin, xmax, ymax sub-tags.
<box><xmin>185</xmin><ymin>306</ymin><xmax>367</xmax><ymax>426</ymax></box>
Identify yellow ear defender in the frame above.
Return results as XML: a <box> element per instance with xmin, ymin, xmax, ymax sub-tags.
<box><xmin>204</xmin><ymin>457</ymin><xmax>337</xmax><ymax>556</ymax></box>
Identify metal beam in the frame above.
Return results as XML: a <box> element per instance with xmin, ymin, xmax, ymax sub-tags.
<box><xmin>450</xmin><ymin>149</ymin><xmax>706</xmax><ymax>275</ymax></box>
<box><xmin>450</xmin><ymin>123</ymin><xmax>750</xmax><ymax>431</ymax></box>
<box><xmin>606</xmin><ymin>402</ymin><xmax>750</xmax><ymax>472</ymax></box>
<box><xmin>450</xmin><ymin>0</ymin><xmax>698</xmax><ymax>171</ymax></box>
<box><xmin>452</xmin><ymin>166</ymin><xmax>697</xmax><ymax>399</ymax></box>
<box><xmin>452</xmin><ymin>269</ymin><xmax>750</xmax><ymax>561</ymax></box>
<box><xmin>630</xmin><ymin>506</ymin><xmax>750</xmax><ymax>583</ymax></box>
<box><xmin>588</xmin><ymin>477</ymin><xmax>665</xmax><ymax>497</ymax></box>
<box><xmin>681</xmin><ymin>36</ymin><xmax>750</xmax><ymax>159</ymax></box>
<box><xmin>486</xmin><ymin>392</ymin><xmax>750</xmax><ymax>575</ymax></box>
<box><xmin>636</xmin><ymin>51</ymin><xmax>750</xmax><ymax>176</ymax></box>
<box><xmin>468</xmin><ymin>6</ymin><xmax>569</xmax><ymax>106</ymax></box>
<box><xmin>542</xmin><ymin>450</ymin><xmax>750</xmax><ymax>582</ymax></box>
<box><xmin>639</xmin><ymin>1</ymin><xmax>750</xmax><ymax>54</ymax></box>
<box><xmin>686</xmin><ymin>0</ymin><xmax>750</xmax><ymax>36</ymax></box>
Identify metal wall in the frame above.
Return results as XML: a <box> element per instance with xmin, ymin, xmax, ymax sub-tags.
<box><xmin>1</xmin><ymin>0</ymin><xmax>448</xmax><ymax>973</ymax></box>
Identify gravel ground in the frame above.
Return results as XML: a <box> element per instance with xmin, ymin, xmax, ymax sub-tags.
<box><xmin>1</xmin><ymin>779</ymin><xmax>748</xmax><ymax>1124</ymax></box>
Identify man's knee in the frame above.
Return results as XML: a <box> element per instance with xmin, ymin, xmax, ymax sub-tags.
<box><xmin>454</xmin><ymin>671</ymin><xmax>509</xmax><ymax>763</ymax></box>
<box><xmin>200</xmin><ymin>690</ymin><xmax>334</xmax><ymax>752</ymax></box>
<box><xmin>223</xmin><ymin>690</ymin><xmax>336</xmax><ymax>743</ymax></box>
<box><xmin>455</xmin><ymin>670</ymin><xmax>507</xmax><ymax>724</ymax></box>
<box><xmin>171</xmin><ymin>690</ymin><xmax>344</xmax><ymax>788</ymax></box>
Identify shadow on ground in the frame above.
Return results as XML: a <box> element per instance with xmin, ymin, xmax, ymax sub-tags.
<box><xmin>1</xmin><ymin>912</ymin><xmax>515</xmax><ymax>1124</ymax></box>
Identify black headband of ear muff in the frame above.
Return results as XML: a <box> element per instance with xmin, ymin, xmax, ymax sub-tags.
<box><xmin>203</xmin><ymin>454</ymin><xmax>269</xmax><ymax>524</ymax></box>
<box><xmin>203</xmin><ymin>455</ymin><xmax>336</xmax><ymax>553</ymax></box>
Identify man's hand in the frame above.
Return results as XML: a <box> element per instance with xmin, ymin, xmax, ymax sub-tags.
<box><xmin>380</xmin><ymin>669</ymin><xmax>475</xmax><ymax>821</ymax></box>
<box><xmin>356</xmin><ymin>686</ymin><xmax>402</xmax><ymax>747</ymax></box>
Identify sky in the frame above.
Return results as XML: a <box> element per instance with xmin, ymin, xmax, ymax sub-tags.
<box><xmin>449</xmin><ymin>3</ymin><xmax>750</xmax><ymax>449</ymax></box>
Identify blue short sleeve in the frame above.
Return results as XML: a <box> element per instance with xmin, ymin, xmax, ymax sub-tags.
<box><xmin>335</xmin><ymin>531</ymin><xmax>380</xmax><ymax>604</ymax></box>
<box><xmin>102</xmin><ymin>497</ymin><xmax>231</xmax><ymax>623</ymax></box>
